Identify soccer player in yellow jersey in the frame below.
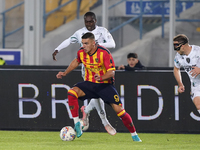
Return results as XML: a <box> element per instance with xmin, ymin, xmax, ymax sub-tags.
<box><xmin>53</xmin><ymin>12</ymin><xmax>116</xmax><ymax>135</ymax></box>
<box><xmin>56</xmin><ymin>32</ymin><xmax>141</xmax><ymax>142</ymax></box>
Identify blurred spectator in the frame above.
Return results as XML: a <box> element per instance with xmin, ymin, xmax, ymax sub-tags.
<box><xmin>0</xmin><ymin>57</ymin><xmax>6</xmax><ymax>65</ymax></box>
<box><xmin>117</xmin><ymin>53</ymin><xmax>145</xmax><ymax>71</ymax></box>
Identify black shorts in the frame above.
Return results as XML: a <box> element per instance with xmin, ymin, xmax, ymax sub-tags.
<box><xmin>74</xmin><ymin>81</ymin><xmax>121</xmax><ymax>105</ymax></box>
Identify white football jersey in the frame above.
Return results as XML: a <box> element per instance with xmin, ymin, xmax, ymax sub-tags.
<box><xmin>174</xmin><ymin>45</ymin><xmax>200</xmax><ymax>87</ymax></box>
<box><xmin>55</xmin><ymin>25</ymin><xmax>115</xmax><ymax>51</ymax></box>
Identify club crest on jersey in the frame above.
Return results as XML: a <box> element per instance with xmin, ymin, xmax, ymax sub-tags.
<box><xmin>95</xmin><ymin>58</ymin><xmax>99</xmax><ymax>63</ymax></box>
<box><xmin>186</xmin><ymin>58</ymin><xmax>190</xmax><ymax>63</ymax></box>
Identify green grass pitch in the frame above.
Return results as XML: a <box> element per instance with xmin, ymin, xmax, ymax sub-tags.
<box><xmin>0</xmin><ymin>131</ymin><xmax>199</xmax><ymax>150</ymax></box>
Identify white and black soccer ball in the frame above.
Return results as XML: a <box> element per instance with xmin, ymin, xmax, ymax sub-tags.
<box><xmin>60</xmin><ymin>126</ymin><xmax>76</xmax><ymax>141</ymax></box>
<box><xmin>80</xmin><ymin>119</ymin><xmax>89</xmax><ymax>131</ymax></box>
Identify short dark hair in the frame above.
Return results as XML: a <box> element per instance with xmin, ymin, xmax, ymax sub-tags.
<box><xmin>84</xmin><ymin>12</ymin><xmax>96</xmax><ymax>20</ymax></box>
<box><xmin>82</xmin><ymin>32</ymin><xmax>95</xmax><ymax>40</ymax></box>
<box><xmin>173</xmin><ymin>34</ymin><xmax>189</xmax><ymax>44</ymax></box>
<box><xmin>127</xmin><ymin>53</ymin><xmax>138</xmax><ymax>59</ymax></box>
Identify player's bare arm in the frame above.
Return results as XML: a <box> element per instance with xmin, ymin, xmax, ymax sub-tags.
<box><xmin>190</xmin><ymin>66</ymin><xmax>200</xmax><ymax>78</ymax></box>
<box><xmin>173</xmin><ymin>66</ymin><xmax>185</xmax><ymax>93</ymax></box>
<box><xmin>56</xmin><ymin>58</ymin><xmax>80</xmax><ymax>79</ymax></box>
<box><xmin>52</xmin><ymin>50</ymin><xmax>59</xmax><ymax>61</ymax></box>
<box><xmin>94</xmin><ymin>70</ymin><xmax>115</xmax><ymax>82</ymax></box>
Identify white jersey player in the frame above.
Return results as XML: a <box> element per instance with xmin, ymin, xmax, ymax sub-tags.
<box><xmin>55</xmin><ymin>26</ymin><xmax>115</xmax><ymax>53</ymax></box>
<box><xmin>55</xmin><ymin>25</ymin><xmax>115</xmax><ymax>78</ymax></box>
<box><xmin>53</xmin><ymin>12</ymin><xmax>116</xmax><ymax>135</ymax></box>
<box><xmin>173</xmin><ymin>34</ymin><xmax>200</xmax><ymax>115</ymax></box>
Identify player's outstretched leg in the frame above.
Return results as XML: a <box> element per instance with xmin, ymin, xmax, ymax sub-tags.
<box><xmin>117</xmin><ymin>109</ymin><xmax>142</xmax><ymax>142</ymax></box>
<box><xmin>96</xmin><ymin>98</ymin><xmax>116</xmax><ymax>135</ymax></box>
<box><xmin>82</xmin><ymin>98</ymin><xmax>116</xmax><ymax>135</ymax></box>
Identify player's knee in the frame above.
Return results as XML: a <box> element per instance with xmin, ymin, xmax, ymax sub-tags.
<box><xmin>68</xmin><ymin>89</ymin><xmax>78</xmax><ymax>99</ymax></box>
<box><xmin>193</xmin><ymin>98</ymin><xmax>200</xmax><ymax>110</ymax></box>
<box><xmin>196</xmin><ymin>105</ymin><xmax>200</xmax><ymax>110</ymax></box>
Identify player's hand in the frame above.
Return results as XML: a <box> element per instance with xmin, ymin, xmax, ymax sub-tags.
<box><xmin>190</xmin><ymin>66</ymin><xmax>200</xmax><ymax>78</ymax></box>
<box><xmin>52</xmin><ymin>50</ymin><xmax>59</xmax><ymax>61</ymax></box>
<box><xmin>94</xmin><ymin>73</ymin><xmax>101</xmax><ymax>82</ymax></box>
<box><xmin>178</xmin><ymin>85</ymin><xmax>185</xmax><ymax>93</ymax></box>
<box><xmin>56</xmin><ymin>72</ymin><xmax>65</xmax><ymax>79</ymax></box>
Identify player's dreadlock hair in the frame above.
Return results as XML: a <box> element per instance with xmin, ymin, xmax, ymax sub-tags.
<box><xmin>84</xmin><ymin>12</ymin><xmax>96</xmax><ymax>20</ymax></box>
<box><xmin>173</xmin><ymin>34</ymin><xmax>189</xmax><ymax>45</ymax></box>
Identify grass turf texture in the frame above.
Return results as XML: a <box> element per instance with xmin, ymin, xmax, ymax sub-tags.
<box><xmin>0</xmin><ymin>131</ymin><xmax>199</xmax><ymax>150</ymax></box>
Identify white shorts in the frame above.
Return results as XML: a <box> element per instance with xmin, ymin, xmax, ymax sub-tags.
<box><xmin>191</xmin><ymin>85</ymin><xmax>200</xmax><ymax>100</ymax></box>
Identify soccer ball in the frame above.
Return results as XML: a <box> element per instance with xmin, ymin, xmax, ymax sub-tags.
<box><xmin>80</xmin><ymin>119</ymin><xmax>89</xmax><ymax>131</ymax></box>
<box><xmin>60</xmin><ymin>126</ymin><xmax>76</xmax><ymax>141</ymax></box>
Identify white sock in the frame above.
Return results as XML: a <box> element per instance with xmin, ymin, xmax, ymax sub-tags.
<box><xmin>92</xmin><ymin>98</ymin><xmax>109</xmax><ymax>126</ymax></box>
<box><xmin>84</xmin><ymin>99</ymin><xmax>95</xmax><ymax>114</ymax></box>
<box><xmin>73</xmin><ymin>117</ymin><xmax>79</xmax><ymax>125</ymax></box>
<box><xmin>131</xmin><ymin>132</ymin><xmax>137</xmax><ymax>136</ymax></box>
<box><xmin>198</xmin><ymin>110</ymin><xmax>200</xmax><ymax>114</ymax></box>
